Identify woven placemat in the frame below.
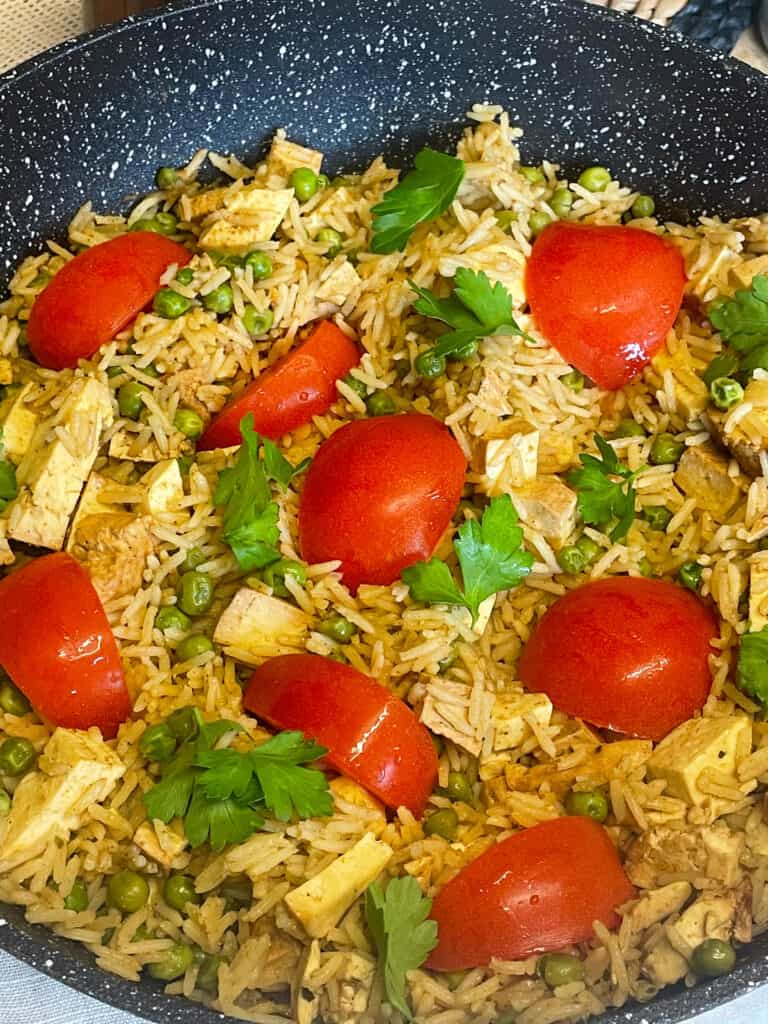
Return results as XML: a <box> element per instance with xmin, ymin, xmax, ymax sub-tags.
<box><xmin>1</xmin><ymin>0</ymin><xmax>767</xmax><ymax>75</ymax></box>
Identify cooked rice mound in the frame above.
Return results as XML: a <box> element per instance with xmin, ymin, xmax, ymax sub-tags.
<box><xmin>2</xmin><ymin>104</ymin><xmax>768</xmax><ymax>1023</ymax></box>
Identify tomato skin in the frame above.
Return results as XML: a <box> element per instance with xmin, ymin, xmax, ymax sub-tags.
<box><xmin>27</xmin><ymin>232</ymin><xmax>191</xmax><ymax>370</ymax></box>
<box><xmin>243</xmin><ymin>653</ymin><xmax>438</xmax><ymax>815</ymax></box>
<box><xmin>518</xmin><ymin>577</ymin><xmax>717</xmax><ymax>741</ymax></box>
<box><xmin>299</xmin><ymin>412</ymin><xmax>466</xmax><ymax>591</ymax></box>
<box><xmin>198</xmin><ymin>320</ymin><xmax>360</xmax><ymax>449</ymax></box>
<box><xmin>427</xmin><ymin>816</ymin><xmax>634</xmax><ymax>970</ymax></box>
<box><xmin>0</xmin><ymin>553</ymin><xmax>131</xmax><ymax>738</ymax></box>
<box><xmin>525</xmin><ymin>222</ymin><xmax>686</xmax><ymax>390</ymax></box>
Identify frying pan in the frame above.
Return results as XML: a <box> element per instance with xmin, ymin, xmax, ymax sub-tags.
<box><xmin>0</xmin><ymin>0</ymin><xmax>767</xmax><ymax>1020</ymax></box>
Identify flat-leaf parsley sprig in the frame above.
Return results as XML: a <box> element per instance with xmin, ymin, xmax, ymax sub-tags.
<box><xmin>567</xmin><ymin>434</ymin><xmax>645</xmax><ymax>542</ymax></box>
<box><xmin>401</xmin><ymin>494</ymin><xmax>533</xmax><ymax>623</ymax></box>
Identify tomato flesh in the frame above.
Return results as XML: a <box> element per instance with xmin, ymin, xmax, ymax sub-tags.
<box><xmin>198</xmin><ymin>320</ymin><xmax>359</xmax><ymax>448</ymax></box>
<box><xmin>299</xmin><ymin>412</ymin><xmax>466</xmax><ymax>591</ymax></box>
<box><xmin>427</xmin><ymin>816</ymin><xmax>634</xmax><ymax>970</ymax></box>
<box><xmin>518</xmin><ymin>576</ymin><xmax>716</xmax><ymax>741</ymax></box>
<box><xmin>243</xmin><ymin>653</ymin><xmax>438</xmax><ymax>815</ymax></box>
<box><xmin>0</xmin><ymin>553</ymin><xmax>131</xmax><ymax>738</ymax></box>
<box><xmin>525</xmin><ymin>222</ymin><xmax>686</xmax><ymax>390</ymax></box>
<box><xmin>27</xmin><ymin>232</ymin><xmax>191</xmax><ymax>370</ymax></box>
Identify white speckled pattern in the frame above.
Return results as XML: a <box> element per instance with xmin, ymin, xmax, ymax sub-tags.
<box><xmin>1</xmin><ymin>1</ymin><xmax>768</xmax><ymax>1022</ymax></box>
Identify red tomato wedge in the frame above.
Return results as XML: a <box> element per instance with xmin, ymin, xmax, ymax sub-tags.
<box><xmin>243</xmin><ymin>653</ymin><xmax>438</xmax><ymax>815</ymax></box>
<box><xmin>518</xmin><ymin>577</ymin><xmax>717</xmax><ymax>741</ymax></box>
<box><xmin>198</xmin><ymin>320</ymin><xmax>359</xmax><ymax>449</ymax></box>
<box><xmin>27</xmin><ymin>232</ymin><xmax>191</xmax><ymax>370</ymax></box>
<box><xmin>525</xmin><ymin>222</ymin><xmax>686</xmax><ymax>390</ymax></box>
<box><xmin>299</xmin><ymin>412</ymin><xmax>466</xmax><ymax>591</ymax></box>
<box><xmin>0</xmin><ymin>553</ymin><xmax>131</xmax><ymax>738</ymax></box>
<box><xmin>427</xmin><ymin>816</ymin><xmax>634</xmax><ymax>970</ymax></box>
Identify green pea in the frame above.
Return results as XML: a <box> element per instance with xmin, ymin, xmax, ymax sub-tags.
<box><xmin>153</xmin><ymin>288</ymin><xmax>192</xmax><ymax>319</ymax></box>
<box><xmin>638</xmin><ymin>556</ymin><xmax>655</xmax><ymax>578</ymax></box>
<box><xmin>241</xmin><ymin>250</ymin><xmax>272</xmax><ymax>282</ymax></box>
<box><xmin>107</xmin><ymin>870</ymin><xmax>149</xmax><ymax>913</ymax></box>
<box><xmin>0</xmin><ymin>737</ymin><xmax>37</xmax><ymax>777</ymax></box>
<box><xmin>174</xmin><ymin>408</ymin><xmax>205</xmax><ymax>440</ymax></box>
<box><xmin>176</xmin><ymin>634</ymin><xmax>214</xmax><ymax>662</ymax></box>
<box><xmin>538</xmin><ymin>953</ymin><xmax>585</xmax><ymax>988</ymax></box>
<box><xmin>691</xmin><ymin>939</ymin><xmax>735</xmax><ymax>978</ymax></box>
<box><xmin>631</xmin><ymin>195</ymin><xmax>656</xmax><ymax>219</ymax></box>
<box><xmin>649</xmin><ymin>432</ymin><xmax>685</xmax><ymax>466</ymax></box>
<box><xmin>196</xmin><ymin>954</ymin><xmax>223</xmax><ymax>993</ymax></box>
<box><xmin>0</xmin><ymin>790</ymin><xmax>10</xmax><ymax>816</ymax></box>
<box><xmin>290</xmin><ymin>167</ymin><xmax>319</xmax><ymax>202</ymax></box>
<box><xmin>679</xmin><ymin>561</ymin><xmax>703</xmax><ymax>592</ymax></box>
<box><xmin>64</xmin><ymin>878</ymin><xmax>89</xmax><ymax>913</ymax></box>
<box><xmin>643</xmin><ymin>506</ymin><xmax>673</xmax><ymax>531</ymax></box>
<box><xmin>578</xmin><ymin>166</ymin><xmax>611</xmax><ymax>192</ymax></box>
<box><xmin>415</xmin><ymin>349</ymin><xmax>446</xmax><ymax>379</ymax></box>
<box><xmin>262</xmin><ymin>558</ymin><xmax>307</xmax><ymax>598</ymax></box>
<box><xmin>318</xmin><ymin>615</ymin><xmax>357</xmax><ymax>643</ymax></box>
<box><xmin>155</xmin><ymin>211</ymin><xmax>178</xmax><ymax>235</ymax></box>
<box><xmin>155</xmin><ymin>606</ymin><xmax>191</xmax><ymax>633</ymax></box>
<box><xmin>117</xmin><ymin>381</ymin><xmax>150</xmax><ymax>420</ymax></box>
<box><xmin>702</xmin><ymin>352</ymin><xmax>740</xmax><ymax>387</ymax></box>
<box><xmin>140</xmin><ymin>363</ymin><xmax>161</xmax><ymax>379</ymax></box>
<box><xmin>342</xmin><ymin>373</ymin><xmax>367</xmax><ymax>398</ymax></box>
<box><xmin>529</xmin><ymin>211</ymin><xmax>552</xmax><ymax>237</ymax></box>
<box><xmin>316</xmin><ymin>227</ymin><xmax>344</xmax><ymax>257</ymax></box>
<box><xmin>710</xmin><ymin>376</ymin><xmax>744</xmax><ymax>411</ymax></box>
<box><xmin>202</xmin><ymin>284</ymin><xmax>233</xmax><ymax>315</ymax></box>
<box><xmin>176</xmin><ymin>267</ymin><xmax>194</xmax><ymax>285</ymax></box>
<box><xmin>561</xmin><ymin>369</ymin><xmax>584</xmax><ymax>392</ymax></box>
<box><xmin>365</xmin><ymin>391</ymin><xmax>396</xmax><ymax>417</ymax></box>
<box><xmin>163</xmin><ymin>874</ymin><xmax>200</xmax><ymax>912</ymax></box>
<box><xmin>148</xmin><ymin>942</ymin><xmax>195</xmax><ymax>982</ymax></box>
<box><xmin>107</xmin><ymin>365</ymin><xmax>125</xmax><ymax>379</ymax></box>
<box><xmin>0</xmin><ymin>679</ymin><xmax>31</xmax><ymax>716</ymax></box>
<box><xmin>495</xmin><ymin>210</ymin><xmax>517</xmax><ymax>232</ymax></box>
<box><xmin>242</xmin><ymin>305</ymin><xmax>274</xmax><ymax>337</ymax></box>
<box><xmin>178</xmin><ymin>571</ymin><xmax>214</xmax><ymax>616</ymax></box>
<box><xmin>447</xmin><ymin>336</ymin><xmax>478</xmax><ymax>362</ymax></box>
<box><xmin>209</xmin><ymin>251</ymin><xmax>244</xmax><ymax>270</ymax></box>
<box><xmin>139</xmin><ymin>723</ymin><xmax>177</xmax><ymax>763</ymax></box>
<box><xmin>166</xmin><ymin>706</ymin><xmax>200</xmax><ymax>743</ymax></box>
<box><xmin>424</xmin><ymin>808</ymin><xmax>459</xmax><ymax>840</ymax></box>
<box><xmin>156</xmin><ymin>166</ymin><xmax>181</xmax><ymax>190</ymax></box>
<box><xmin>316</xmin><ymin>173</ymin><xmax>330</xmax><ymax>190</ymax></box>
<box><xmin>550</xmin><ymin>188</ymin><xmax>573</xmax><ymax>218</ymax></box>
<box><xmin>565</xmin><ymin>789</ymin><xmax>609</xmax><ymax>823</ymax></box>
<box><xmin>446</xmin><ymin>772</ymin><xmax>473</xmax><ymax>805</ymax></box>
<box><xmin>575</xmin><ymin>535</ymin><xmax>601</xmax><ymax>564</ymax></box>
<box><xmin>130</xmin><ymin>218</ymin><xmax>166</xmax><ymax>235</ymax></box>
<box><xmin>520</xmin><ymin>166</ymin><xmax>544</xmax><ymax>184</ymax></box>
<box><xmin>558</xmin><ymin>545</ymin><xmax>585</xmax><ymax>575</ymax></box>
<box><xmin>613</xmin><ymin>418</ymin><xmax>647</xmax><ymax>439</ymax></box>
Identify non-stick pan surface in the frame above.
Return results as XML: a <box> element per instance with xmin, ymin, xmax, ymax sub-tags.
<box><xmin>0</xmin><ymin>0</ymin><xmax>767</xmax><ymax>1020</ymax></box>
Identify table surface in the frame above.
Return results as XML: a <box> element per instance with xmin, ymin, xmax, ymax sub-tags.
<box><xmin>0</xmin><ymin>2</ymin><xmax>766</xmax><ymax>1023</ymax></box>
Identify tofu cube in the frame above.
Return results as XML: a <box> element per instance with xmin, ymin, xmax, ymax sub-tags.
<box><xmin>749</xmin><ymin>552</ymin><xmax>768</xmax><ymax>632</ymax></box>
<box><xmin>314</xmin><ymin>260</ymin><xmax>362</xmax><ymax>309</ymax></box>
<box><xmin>484</xmin><ymin>430</ymin><xmax>539</xmax><ymax>495</ymax></box>
<box><xmin>214</xmin><ymin>588</ymin><xmax>310</xmax><ymax>663</ymax></box>
<box><xmin>492</xmin><ymin>691</ymin><xmax>553</xmax><ymax>751</ymax></box>
<box><xmin>647</xmin><ymin>716</ymin><xmax>752</xmax><ymax>807</ymax></box>
<box><xmin>284</xmin><ymin>833</ymin><xmax>393</xmax><ymax>938</ymax></box>
<box><xmin>266</xmin><ymin>136</ymin><xmax>323</xmax><ymax>180</ymax></box>
<box><xmin>674</xmin><ymin>444</ymin><xmax>739</xmax><ymax>518</ymax></box>
<box><xmin>140</xmin><ymin>459</ymin><xmax>185</xmax><ymax>518</ymax></box>
<box><xmin>133</xmin><ymin>820</ymin><xmax>188</xmax><ymax>868</ymax></box>
<box><xmin>627</xmin><ymin>881</ymin><xmax>693</xmax><ymax>933</ymax></box>
<box><xmin>0</xmin><ymin>383</ymin><xmax>39</xmax><ymax>463</ymax></box>
<box><xmin>329</xmin><ymin>778</ymin><xmax>386</xmax><ymax>837</ymax></box>
<box><xmin>197</xmin><ymin>186</ymin><xmax>293</xmax><ymax>252</ymax></box>
<box><xmin>667</xmin><ymin>894</ymin><xmax>735</xmax><ymax>957</ymax></box>
<box><xmin>420</xmin><ymin>680</ymin><xmax>481</xmax><ymax>757</ymax></box>
<box><xmin>66</xmin><ymin>473</ymin><xmax>121</xmax><ymax>551</ymax></box>
<box><xmin>538</xmin><ymin>431</ymin><xmax>575</xmax><ymax>474</ymax></box>
<box><xmin>0</xmin><ymin>728</ymin><xmax>125</xmax><ymax>867</ymax></box>
<box><xmin>510</xmin><ymin>476</ymin><xmax>577</xmax><ymax>548</ymax></box>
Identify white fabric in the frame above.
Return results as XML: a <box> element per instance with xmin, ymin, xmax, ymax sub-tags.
<box><xmin>1</xmin><ymin>1</ymin><xmax>83</xmax><ymax>74</ymax></box>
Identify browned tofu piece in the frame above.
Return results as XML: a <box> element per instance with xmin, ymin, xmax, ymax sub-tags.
<box><xmin>674</xmin><ymin>443</ymin><xmax>740</xmax><ymax>517</ymax></box>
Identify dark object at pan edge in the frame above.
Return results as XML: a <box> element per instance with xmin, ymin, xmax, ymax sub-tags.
<box><xmin>1</xmin><ymin>0</ymin><xmax>767</xmax><ymax>1021</ymax></box>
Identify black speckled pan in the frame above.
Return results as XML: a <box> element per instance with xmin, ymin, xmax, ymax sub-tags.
<box><xmin>0</xmin><ymin>0</ymin><xmax>767</xmax><ymax>1020</ymax></box>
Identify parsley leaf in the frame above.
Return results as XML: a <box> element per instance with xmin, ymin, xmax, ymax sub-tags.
<box><xmin>567</xmin><ymin>434</ymin><xmax>643</xmax><ymax>542</ymax></box>
<box><xmin>0</xmin><ymin>427</ymin><xmax>18</xmax><ymax>513</ymax></box>
<box><xmin>401</xmin><ymin>494</ymin><xmax>533</xmax><ymax>622</ymax></box>
<box><xmin>214</xmin><ymin>415</ymin><xmax>307</xmax><ymax>572</ymax></box>
<box><xmin>410</xmin><ymin>268</ymin><xmax>530</xmax><ymax>368</ymax></box>
<box><xmin>737</xmin><ymin>626</ymin><xmax>768</xmax><ymax>709</ymax></box>
<box><xmin>709</xmin><ymin>276</ymin><xmax>768</xmax><ymax>353</ymax></box>
<box><xmin>366</xmin><ymin>877</ymin><xmax>438</xmax><ymax>1021</ymax></box>
<box><xmin>144</xmin><ymin>712</ymin><xmax>331</xmax><ymax>852</ymax></box>
<box><xmin>371</xmin><ymin>148</ymin><xmax>465</xmax><ymax>254</ymax></box>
